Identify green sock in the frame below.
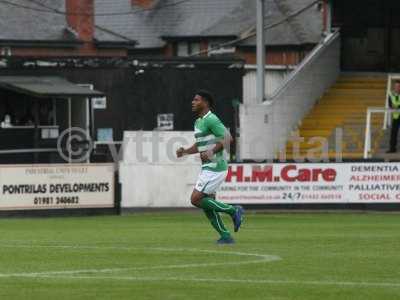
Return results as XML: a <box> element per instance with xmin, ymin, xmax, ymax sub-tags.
<box><xmin>200</xmin><ymin>197</ymin><xmax>236</xmax><ymax>216</ymax></box>
<box><xmin>203</xmin><ymin>209</ymin><xmax>231</xmax><ymax>239</ymax></box>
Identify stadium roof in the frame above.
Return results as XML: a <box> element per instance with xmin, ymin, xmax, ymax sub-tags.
<box><xmin>0</xmin><ymin>0</ymin><xmax>76</xmax><ymax>43</ymax></box>
<box><xmin>205</xmin><ymin>0</ymin><xmax>323</xmax><ymax>46</ymax></box>
<box><xmin>0</xmin><ymin>0</ymin><xmax>322</xmax><ymax>49</ymax></box>
<box><xmin>95</xmin><ymin>0</ymin><xmax>322</xmax><ymax>48</ymax></box>
<box><xmin>0</xmin><ymin>76</ymin><xmax>104</xmax><ymax>98</ymax></box>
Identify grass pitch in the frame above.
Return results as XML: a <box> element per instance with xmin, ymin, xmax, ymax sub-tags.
<box><xmin>0</xmin><ymin>212</ymin><xmax>399</xmax><ymax>300</ymax></box>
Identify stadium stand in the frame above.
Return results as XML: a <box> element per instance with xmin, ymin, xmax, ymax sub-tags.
<box><xmin>284</xmin><ymin>75</ymin><xmax>387</xmax><ymax>159</ymax></box>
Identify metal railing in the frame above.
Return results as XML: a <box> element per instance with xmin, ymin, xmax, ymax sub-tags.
<box><xmin>0</xmin><ymin>148</ymin><xmax>58</xmax><ymax>154</ymax></box>
<box><xmin>267</xmin><ymin>30</ymin><xmax>340</xmax><ymax>101</ymax></box>
<box><xmin>268</xmin><ymin>30</ymin><xmax>341</xmax><ymax>154</ymax></box>
<box><xmin>239</xmin><ymin>30</ymin><xmax>341</xmax><ymax>159</ymax></box>
<box><xmin>364</xmin><ymin>107</ymin><xmax>400</xmax><ymax>158</ymax></box>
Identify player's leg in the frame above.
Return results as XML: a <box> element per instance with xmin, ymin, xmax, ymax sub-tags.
<box><xmin>190</xmin><ymin>189</ymin><xmax>204</xmax><ymax>208</ymax></box>
<box><xmin>191</xmin><ymin>170</ymin><xmax>234</xmax><ymax>242</ymax></box>
<box><xmin>197</xmin><ymin>170</ymin><xmax>236</xmax><ymax>215</ymax></box>
<box><xmin>390</xmin><ymin>119</ymin><xmax>397</xmax><ymax>151</ymax></box>
<box><xmin>191</xmin><ymin>189</ymin><xmax>231</xmax><ymax>212</ymax></box>
<box><xmin>200</xmin><ymin>196</ymin><xmax>236</xmax><ymax>215</ymax></box>
<box><xmin>395</xmin><ymin>118</ymin><xmax>400</xmax><ymax>151</ymax></box>
<box><xmin>197</xmin><ymin>170</ymin><xmax>244</xmax><ymax>233</ymax></box>
<box><xmin>206</xmin><ymin>193</ymin><xmax>244</xmax><ymax>233</ymax></box>
<box><xmin>191</xmin><ymin>189</ymin><xmax>234</xmax><ymax>242</ymax></box>
<box><xmin>390</xmin><ymin>118</ymin><xmax>400</xmax><ymax>152</ymax></box>
<box><xmin>203</xmin><ymin>209</ymin><xmax>231</xmax><ymax>240</ymax></box>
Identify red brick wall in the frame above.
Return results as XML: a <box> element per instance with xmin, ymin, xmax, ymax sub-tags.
<box><xmin>132</xmin><ymin>0</ymin><xmax>154</xmax><ymax>9</ymax></box>
<box><xmin>66</xmin><ymin>0</ymin><xmax>94</xmax><ymax>42</ymax></box>
<box><xmin>0</xmin><ymin>0</ymin><xmax>131</xmax><ymax>57</ymax></box>
<box><xmin>322</xmin><ymin>0</ymin><xmax>328</xmax><ymax>32</ymax></box>
<box><xmin>160</xmin><ymin>41</ymin><xmax>309</xmax><ymax>64</ymax></box>
<box><xmin>164</xmin><ymin>43</ymin><xmax>174</xmax><ymax>57</ymax></box>
<box><xmin>199</xmin><ymin>40</ymin><xmax>208</xmax><ymax>57</ymax></box>
<box><xmin>235</xmin><ymin>48</ymin><xmax>309</xmax><ymax>65</ymax></box>
<box><xmin>66</xmin><ymin>0</ymin><xmax>96</xmax><ymax>54</ymax></box>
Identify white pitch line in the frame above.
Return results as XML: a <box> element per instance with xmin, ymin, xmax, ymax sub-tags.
<box><xmin>0</xmin><ymin>260</ymin><xmax>272</xmax><ymax>278</ymax></box>
<box><xmin>8</xmin><ymin>274</ymin><xmax>400</xmax><ymax>289</ymax></box>
<box><xmin>0</xmin><ymin>244</ymin><xmax>396</xmax><ymax>289</ymax></box>
<box><xmin>0</xmin><ymin>245</ymin><xmax>281</xmax><ymax>277</ymax></box>
<box><xmin>0</xmin><ymin>244</ymin><xmax>276</xmax><ymax>260</ymax></box>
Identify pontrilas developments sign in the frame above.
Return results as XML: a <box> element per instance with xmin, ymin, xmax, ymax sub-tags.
<box><xmin>0</xmin><ymin>164</ymin><xmax>114</xmax><ymax>210</ymax></box>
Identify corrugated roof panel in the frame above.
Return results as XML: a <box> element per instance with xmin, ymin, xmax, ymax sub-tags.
<box><xmin>0</xmin><ymin>76</ymin><xmax>104</xmax><ymax>98</ymax></box>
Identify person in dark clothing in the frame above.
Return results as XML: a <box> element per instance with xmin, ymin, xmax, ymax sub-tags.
<box><xmin>387</xmin><ymin>81</ymin><xmax>400</xmax><ymax>153</ymax></box>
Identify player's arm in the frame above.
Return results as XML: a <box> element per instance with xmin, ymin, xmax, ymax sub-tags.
<box><xmin>208</xmin><ymin>131</ymin><xmax>230</xmax><ymax>154</ymax></box>
<box><xmin>176</xmin><ymin>143</ymin><xmax>198</xmax><ymax>157</ymax></box>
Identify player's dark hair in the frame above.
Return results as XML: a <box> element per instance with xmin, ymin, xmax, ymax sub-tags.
<box><xmin>395</xmin><ymin>80</ymin><xmax>400</xmax><ymax>85</ymax></box>
<box><xmin>196</xmin><ymin>90</ymin><xmax>214</xmax><ymax>108</ymax></box>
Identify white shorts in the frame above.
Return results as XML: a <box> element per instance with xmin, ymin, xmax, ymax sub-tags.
<box><xmin>194</xmin><ymin>169</ymin><xmax>228</xmax><ymax>195</ymax></box>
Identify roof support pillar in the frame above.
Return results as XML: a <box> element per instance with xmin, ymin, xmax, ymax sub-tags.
<box><xmin>256</xmin><ymin>0</ymin><xmax>266</xmax><ymax>103</ymax></box>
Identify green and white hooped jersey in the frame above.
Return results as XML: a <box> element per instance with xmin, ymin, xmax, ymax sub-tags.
<box><xmin>194</xmin><ymin>111</ymin><xmax>228</xmax><ymax>172</ymax></box>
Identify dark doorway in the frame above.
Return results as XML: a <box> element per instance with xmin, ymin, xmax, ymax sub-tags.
<box><xmin>333</xmin><ymin>0</ymin><xmax>400</xmax><ymax>71</ymax></box>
